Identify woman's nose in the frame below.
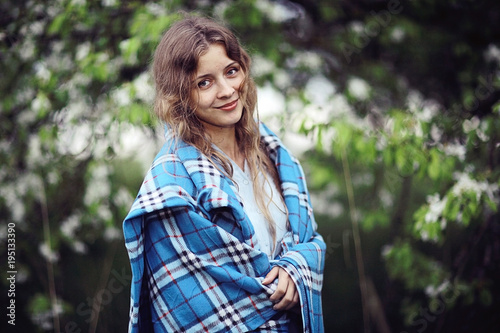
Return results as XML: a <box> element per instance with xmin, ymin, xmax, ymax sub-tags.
<box><xmin>217</xmin><ymin>79</ymin><xmax>235</xmax><ymax>99</ymax></box>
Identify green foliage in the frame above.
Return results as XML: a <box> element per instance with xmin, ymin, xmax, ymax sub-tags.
<box><xmin>383</xmin><ymin>240</ymin><xmax>447</xmax><ymax>291</ymax></box>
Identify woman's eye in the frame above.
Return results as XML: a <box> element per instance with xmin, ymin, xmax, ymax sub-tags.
<box><xmin>227</xmin><ymin>68</ymin><xmax>238</xmax><ymax>76</ymax></box>
<box><xmin>198</xmin><ymin>80</ymin><xmax>210</xmax><ymax>88</ymax></box>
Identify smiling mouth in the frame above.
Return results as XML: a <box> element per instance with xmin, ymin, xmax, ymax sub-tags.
<box><xmin>217</xmin><ymin>99</ymin><xmax>238</xmax><ymax>111</ymax></box>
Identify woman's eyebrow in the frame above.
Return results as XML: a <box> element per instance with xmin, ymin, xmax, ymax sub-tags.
<box><xmin>225</xmin><ymin>61</ymin><xmax>239</xmax><ymax>69</ymax></box>
<box><xmin>195</xmin><ymin>73</ymin><xmax>211</xmax><ymax>81</ymax></box>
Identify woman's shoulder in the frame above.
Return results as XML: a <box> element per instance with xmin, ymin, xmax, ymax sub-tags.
<box><xmin>258</xmin><ymin>122</ymin><xmax>292</xmax><ymax>160</ymax></box>
<box><xmin>149</xmin><ymin>138</ymin><xmax>200</xmax><ymax>179</ymax></box>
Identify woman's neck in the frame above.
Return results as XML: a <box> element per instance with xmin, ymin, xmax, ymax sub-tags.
<box><xmin>209</xmin><ymin>127</ymin><xmax>245</xmax><ymax>170</ymax></box>
<box><xmin>211</xmin><ymin>131</ymin><xmax>245</xmax><ymax>170</ymax></box>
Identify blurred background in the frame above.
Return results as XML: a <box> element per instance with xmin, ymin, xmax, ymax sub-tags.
<box><xmin>1</xmin><ymin>0</ymin><xmax>499</xmax><ymax>332</ymax></box>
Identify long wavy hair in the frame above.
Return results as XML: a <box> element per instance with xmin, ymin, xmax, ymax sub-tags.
<box><xmin>152</xmin><ymin>15</ymin><xmax>286</xmax><ymax>243</ymax></box>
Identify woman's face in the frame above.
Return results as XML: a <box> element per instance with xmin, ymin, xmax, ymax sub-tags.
<box><xmin>191</xmin><ymin>44</ymin><xmax>245</xmax><ymax>136</ymax></box>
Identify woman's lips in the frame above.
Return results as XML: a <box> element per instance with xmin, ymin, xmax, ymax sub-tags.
<box><xmin>217</xmin><ymin>99</ymin><xmax>238</xmax><ymax>111</ymax></box>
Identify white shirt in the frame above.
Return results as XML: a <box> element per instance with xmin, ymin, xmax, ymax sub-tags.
<box><xmin>230</xmin><ymin>159</ymin><xmax>288</xmax><ymax>259</ymax></box>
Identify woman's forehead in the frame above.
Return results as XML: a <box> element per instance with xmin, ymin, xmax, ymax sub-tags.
<box><xmin>195</xmin><ymin>44</ymin><xmax>235</xmax><ymax>75</ymax></box>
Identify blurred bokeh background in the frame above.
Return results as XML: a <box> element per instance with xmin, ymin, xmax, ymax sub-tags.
<box><xmin>1</xmin><ymin>0</ymin><xmax>499</xmax><ymax>332</ymax></box>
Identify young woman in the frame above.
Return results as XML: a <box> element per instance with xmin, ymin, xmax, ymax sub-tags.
<box><xmin>123</xmin><ymin>15</ymin><xmax>326</xmax><ymax>333</ymax></box>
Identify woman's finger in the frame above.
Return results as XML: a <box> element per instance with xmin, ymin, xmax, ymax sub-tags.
<box><xmin>273</xmin><ymin>278</ymin><xmax>297</xmax><ymax>310</ymax></box>
<box><xmin>269</xmin><ymin>270</ymin><xmax>288</xmax><ymax>302</ymax></box>
<box><xmin>285</xmin><ymin>290</ymin><xmax>300</xmax><ymax>310</ymax></box>
<box><xmin>262</xmin><ymin>266</ymin><xmax>280</xmax><ymax>285</ymax></box>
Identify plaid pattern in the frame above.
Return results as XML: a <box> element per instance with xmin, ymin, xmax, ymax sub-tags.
<box><xmin>123</xmin><ymin>123</ymin><xmax>325</xmax><ymax>332</ymax></box>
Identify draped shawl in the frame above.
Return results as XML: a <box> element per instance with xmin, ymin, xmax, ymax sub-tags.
<box><xmin>123</xmin><ymin>123</ymin><xmax>326</xmax><ymax>332</ymax></box>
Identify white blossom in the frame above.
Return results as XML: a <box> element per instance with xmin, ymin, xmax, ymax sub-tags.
<box><xmin>60</xmin><ymin>214</ymin><xmax>81</xmax><ymax>238</ymax></box>
<box><xmin>390</xmin><ymin>26</ymin><xmax>405</xmax><ymax>43</ymax></box>
<box><xmin>34</xmin><ymin>61</ymin><xmax>51</xmax><ymax>82</ymax></box>
<box><xmin>451</xmin><ymin>172</ymin><xmax>498</xmax><ymax>203</ymax></box>
<box><xmin>286</xmin><ymin>96</ymin><xmax>306</xmax><ymax>117</ymax></box>
<box><xmin>71</xmin><ymin>0</ymin><xmax>86</xmax><ymax>6</ymax></box>
<box><xmin>425</xmin><ymin>280</ymin><xmax>450</xmax><ymax>297</ymax></box>
<box><xmin>420</xmin><ymin>100</ymin><xmax>440</xmax><ymax>122</ymax></box>
<box><xmin>27</xmin><ymin>134</ymin><xmax>45</xmax><ymax>166</ymax></box>
<box><xmin>17</xmin><ymin>109</ymin><xmax>37</xmax><ymax>126</ymax></box>
<box><xmin>347</xmin><ymin>77</ymin><xmax>371</xmax><ymax>101</ymax></box>
<box><xmin>424</xmin><ymin>193</ymin><xmax>447</xmax><ymax>224</ymax></box>
<box><xmin>75</xmin><ymin>42</ymin><xmax>91</xmax><ymax>61</ymax></box>
<box><xmin>84</xmin><ymin>164</ymin><xmax>111</xmax><ymax>206</ymax></box>
<box><xmin>310</xmin><ymin>185</ymin><xmax>344</xmax><ymax>218</ymax></box>
<box><xmin>145</xmin><ymin>2</ymin><xmax>167</xmax><ymax>16</ymax></box>
<box><xmin>484</xmin><ymin>44</ymin><xmax>500</xmax><ymax>64</ymax></box>
<box><xmin>430</xmin><ymin>124</ymin><xmax>443</xmax><ymax>142</ymax></box>
<box><xmin>63</xmin><ymin>99</ymin><xmax>89</xmax><ymax>122</ymax></box>
<box><xmin>31</xmin><ymin>93</ymin><xmax>51</xmax><ymax>114</ymax></box>
<box><xmin>352</xmin><ymin>172</ymin><xmax>374</xmax><ymax>187</ymax></box>
<box><xmin>414</xmin><ymin>122</ymin><xmax>423</xmax><ymax>138</ymax></box>
<box><xmin>18</xmin><ymin>38</ymin><xmax>35</xmax><ymax>61</ymax></box>
<box><xmin>72</xmin><ymin>241</ymin><xmax>88</xmax><ymax>254</ymax></box>
<box><xmin>442</xmin><ymin>142</ymin><xmax>466</xmax><ymax>161</ymax></box>
<box><xmin>112</xmin><ymin>85</ymin><xmax>132</xmax><ymax>107</ymax></box>
<box><xmin>113</xmin><ymin>187</ymin><xmax>134</xmax><ymax>209</ymax></box>
<box><xmin>383</xmin><ymin>118</ymin><xmax>394</xmax><ymax>136</ymax></box>
<box><xmin>330</xmin><ymin>93</ymin><xmax>354</xmax><ymax>118</ymax></box>
<box><xmin>256</xmin><ymin>0</ymin><xmax>298</xmax><ymax>22</ymax></box>
<box><xmin>317</xmin><ymin>125</ymin><xmax>336</xmax><ymax>154</ymax></box>
<box><xmin>31</xmin><ymin>311</ymin><xmax>54</xmax><ymax>331</ymax></box>
<box><xmin>133</xmin><ymin>71</ymin><xmax>154</xmax><ymax>104</ymax></box>
<box><xmin>477</xmin><ymin>120</ymin><xmax>490</xmax><ymax>142</ymax></box>
<box><xmin>95</xmin><ymin>51</ymin><xmax>109</xmax><ymax>64</ymax></box>
<box><xmin>463</xmin><ymin>116</ymin><xmax>480</xmax><ymax>133</ymax></box>
<box><xmin>16</xmin><ymin>87</ymin><xmax>36</xmax><ymax>105</ymax></box>
<box><xmin>379</xmin><ymin>188</ymin><xmax>394</xmax><ymax>208</ymax></box>
<box><xmin>57</xmin><ymin>74</ymin><xmax>91</xmax><ymax>110</ymax></box>
<box><xmin>282</xmin><ymin>131</ymin><xmax>314</xmax><ymax>157</ymax></box>
<box><xmin>407</xmin><ymin>90</ymin><xmax>424</xmax><ymax>113</ymax></box>
<box><xmin>288</xmin><ymin>51</ymin><xmax>323</xmax><ymax>71</ymax></box>
<box><xmin>97</xmin><ymin>206</ymin><xmax>113</xmax><ymax>222</ymax></box>
<box><xmin>252</xmin><ymin>54</ymin><xmax>275</xmax><ymax>78</ymax></box>
<box><xmin>29</xmin><ymin>21</ymin><xmax>45</xmax><ymax>36</ymax></box>
<box><xmin>381</xmin><ymin>244</ymin><xmax>393</xmax><ymax>257</ymax></box>
<box><xmin>0</xmin><ymin>173</ymin><xmax>43</xmax><ymax>223</ymax></box>
<box><xmin>46</xmin><ymin>50</ymin><xmax>73</xmax><ymax>72</ymax></box>
<box><xmin>213</xmin><ymin>2</ymin><xmax>230</xmax><ymax>20</ymax></box>
<box><xmin>258</xmin><ymin>83</ymin><xmax>286</xmax><ymax>119</ymax></box>
<box><xmin>47</xmin><ymin>171</ymin><xmax>60</xmax><ymax>185</ymax></box>
<box><xmin>39</xmin><ymin>242</ymin><xmax>59</xmax><ymax>263</ymax></box>
<box><xmin>117</xmin><ymin>124</ymin><xmax>162</xmax><ymax>172</ymax></box>
<box><xmin>101</xmin><ymin>0</ymin><xmax>117</xmax><ymax>7</ymax></box>
<box><xmin>304</xmin><ymin>103</ymin><xmax>331</xmax><ymax>125</ymax></box>
<box><xmin>104</xmin><ymin>227</ymin><xmax>122</xmax><ymax>241</ymax></box>
<box><xmin>273</xmin><ymin>69</ymin><xmax>291</xmax><ymax>90</ymax></box>
<box><xmin>0</xmin><ymin>188</ymin><xmax>25</xmax><ymax>222</ymax></box>
<box><xmin>376</xmin><ymin>135</ymin><xmax>388</xmax><ymax>150</ymax></box>
<box><xmin>349</xmin><ymin>21</ymin><xmax>365</xmax><ymax>34</ymax></box>
<box><xmin>440</xmin><ymin>217</ymin><xmax>447</xmax><ymax>230</ymax></box>
<box><xmin>56</xmin><ymin>121</ymin><xmax>93</xmax><ymax>157</ymax></box>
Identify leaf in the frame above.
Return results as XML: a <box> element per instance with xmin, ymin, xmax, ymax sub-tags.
<box><xmin>443</xmin><ymin>196</ymin><xmax>460</xmax><ymax>221</ymax></box>
<box><xmin>428</xmin><ymin>149</ymin><xmax>441</xmax><ymax>180</ymax></box>
<box><xmin>48</xmin><ymin>14</ymin><xmax>67</xmax><ymax>35</ymax></box>
<box><xmin>485</xmin><ymin>196</ymin><xmax>498</xmax><ymax>212</ymax></box>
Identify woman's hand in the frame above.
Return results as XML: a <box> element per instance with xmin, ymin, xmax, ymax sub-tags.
<box><xmin>262</xmin><ymin>266</ymin><xmax>299</xmax><ymax>311</ymax></box>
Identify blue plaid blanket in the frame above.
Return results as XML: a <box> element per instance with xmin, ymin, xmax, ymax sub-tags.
<box><xmin>123</xmin><ymin>123</ymin><xmax>326</xmax><ymax>332</ymax></box>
